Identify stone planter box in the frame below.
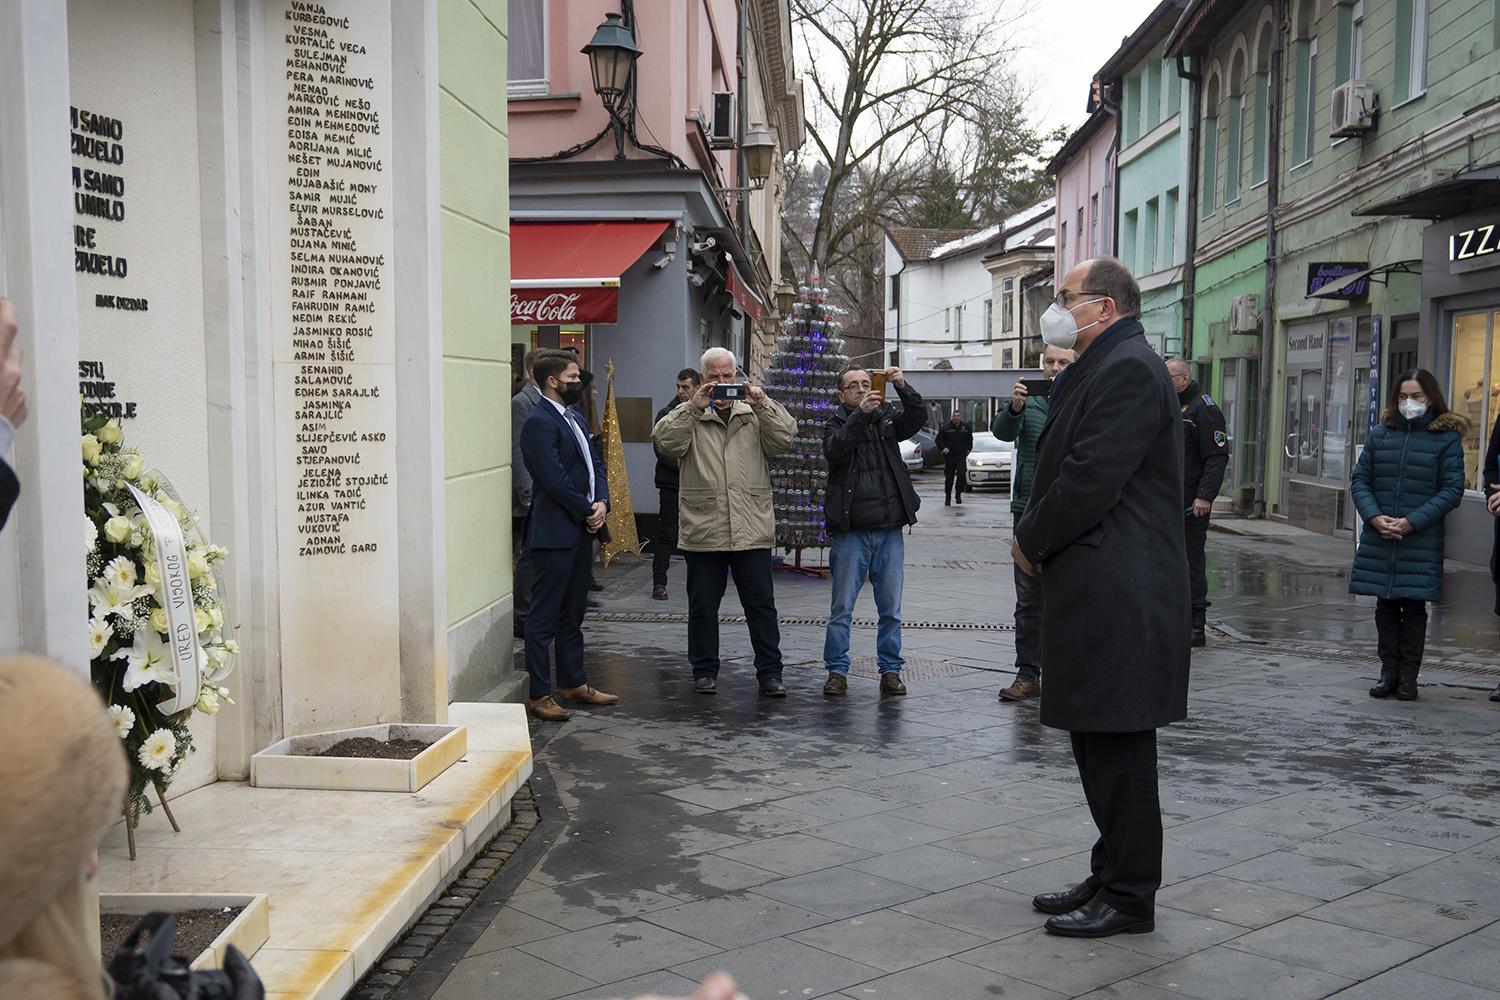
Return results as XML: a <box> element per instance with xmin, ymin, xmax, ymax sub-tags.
<box><xmin>100</xmin><ymin>892</ymin><xmax>269</xmax><ymax>971</ymax></box>
<box><xmin>249</xmin><ymin>724</ymin><xmax>467</xmax><ymax>792</ymax></box>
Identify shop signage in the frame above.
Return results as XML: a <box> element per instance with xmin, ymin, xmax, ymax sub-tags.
<box><xmin>510</xmin><ymin>287</ymin><xmax>619</xmax><ymax>325</ymax></box>
<box><xmin>1287</xmin><ymin>322</ymin><xmax>1326</xmax><ymax>365</ymax></box>
<box><xmin>1367</xmin><ymin>316</ymin><xmax>1382</xmax><ymax>435</ymax></box>
<box><xmin>1449</xmin><ymin>221</ymin><xmax>1500</xmax><ymax>273</ymax></box>
<box><xmin>1307</xmin><ymin>261</ymin><xmax>1369</xmax><ymax>299</ymax></box>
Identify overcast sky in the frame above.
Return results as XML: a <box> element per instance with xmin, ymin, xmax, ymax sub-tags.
<box><xmin>1009</xmin><ymin>0</ymin><xmax>1165</xmax><ymax>137</ymax></box>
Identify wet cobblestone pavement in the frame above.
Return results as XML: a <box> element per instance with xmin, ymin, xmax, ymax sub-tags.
<box><xmin>417</xmin><ymin>474</ymin><xmax>1500</xmax><ymax>1000</ymax></box>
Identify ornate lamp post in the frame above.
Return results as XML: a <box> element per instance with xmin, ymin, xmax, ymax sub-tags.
<box><xmin>582</xmin><ymin>13</ymin><xmax>641</xmax><ymax>159</ymax></box>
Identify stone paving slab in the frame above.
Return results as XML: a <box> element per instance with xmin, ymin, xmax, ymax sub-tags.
<box><xmin>413</xmin><ymin>477</ymin><xmax>1500</xmax><ymax>1000</ymax></box>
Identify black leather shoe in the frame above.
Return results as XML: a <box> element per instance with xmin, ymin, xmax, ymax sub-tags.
<box><xmin>589</xmin><ymin>577</ymin><xmax>604</xmax><ymax>592</ymax></box>
<box><xmin>1032</xmin><ymin>880</ymin><xmax>1099</xmax><ymax>915</ymax></box>
<box><xmin>760</xmin><ymin>677</ymin><xmax>787</xmax><ymax>698</ymax></box>
<box><xmin>694</xmin><ymin>676</ymin><xmax>717</xmax><ymax>695</ymax></box>
<box><xmin>1397</xmin><ymin>679</ymin><xmax>1419</xmax><ymax>701</ymax></box>
<box><xmin>1043</xmin><ymin>897</ymin><xmax>1154</xmax><ymax>937</ymax></box>
<box><xmin>1369</xmin><ymin>674</ymin><xmax>1398</xmax><ymax>698</ymax></box>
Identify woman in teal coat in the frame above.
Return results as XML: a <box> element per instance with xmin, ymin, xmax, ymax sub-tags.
<box><xmin>1349</xmin><ymin>369</ymin><xmax>1467</xmax><ymax>701</ymax></box>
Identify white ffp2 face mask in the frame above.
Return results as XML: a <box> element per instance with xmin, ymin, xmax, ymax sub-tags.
<box><xmin>1039</xmin><ymin>299</ymin><xmax>1105</xmax><ymax>350</ymax></box>
<box><xmin>1398</xmin><ymin>399</ymin><xmax>1428</xmax><ymax>421</ymax></box>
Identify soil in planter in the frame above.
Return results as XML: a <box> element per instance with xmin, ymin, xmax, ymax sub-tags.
<box><xmin>100</xmin><ymin>906</ymin><xmax>242</xmax><ymax>964</ymax></box>
<box><xmin>308</xmin><ymin>736</ymin><xmax>433</xmax><ymax>759</ymax></box>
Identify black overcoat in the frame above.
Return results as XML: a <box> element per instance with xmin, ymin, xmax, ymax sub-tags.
<box><xmin>1015</xmin><ymin>319</ymin><xmax>1191</xmax><ymax>732</ymax></box>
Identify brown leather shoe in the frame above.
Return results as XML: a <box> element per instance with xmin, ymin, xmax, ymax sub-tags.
<box><xmin>880</xmin><ymin>673</ymin><xmax>906</xmax><ymax>696</ymax></box>
<box><xmin>561</xmin><ymin>684</ymin><xmax>619</xmax><ymax>706</ymax></box>
<box><xmin>528</xmin><ymin>695</ymin><xmax>571</xmax><ymax>721</ymax></box>
<box><xmin>652</xmin><ymin>584</ymin><xmax>668</xmax><ymax>601</ymax></box>
<box><xmin>999</xmin><ymin>679</ymin><xmax>1040</xmax><ymax>702</ymax></box>
<box><xmin>823</xmin><ymin>672</ymin><xmax>848</xmax><ymax>696</ymax></box>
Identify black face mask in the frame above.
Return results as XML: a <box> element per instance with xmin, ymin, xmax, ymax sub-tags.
<box><xmin>556</xmin><ymin>381</ymin><xmax>584</xmax><ymax>406</ymax></box>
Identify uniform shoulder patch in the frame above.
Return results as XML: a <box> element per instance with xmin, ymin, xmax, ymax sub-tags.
<box><xmin>1213</xmin><ymin>429</ymin><xmax>1228</xmax><ymax>447</ymax></box>
<box><xmin>1201</xmin><ymin>393</ymin><xmax>1216</xmax><ymax>407</ymax></box>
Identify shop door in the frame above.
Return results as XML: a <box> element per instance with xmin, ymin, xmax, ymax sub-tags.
<box><xmin>1281</xmin><ymin>316</ymin><xmax>1364</xmax><ymax>534</ymax></box>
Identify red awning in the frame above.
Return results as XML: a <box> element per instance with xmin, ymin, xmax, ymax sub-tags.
<box><xmin>725</xmin><ymin>260</ymin><xmax>765</xmax><ymax>323</ymax></box>
<box><xmin>510</xmin><ymin>221</ymin><xmax>669</xmax><ymax>324</ymax></box>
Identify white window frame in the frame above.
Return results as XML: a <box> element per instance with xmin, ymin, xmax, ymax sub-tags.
<box><xmin>508</xmin><ymin>0</ymin><xmax>549</xmax><ymax>97</ymax></box>
<box><xmin>1295</xmin><ymin>38</ymin><xmax>1318</xmax><ymax>168</ymax></box>
<box><xmin>1351</xmin><ymin>0</ymin><xmax>1365</xmax><ymax>79</ymax></box>
<box><xmin>1408</xmin><ymin>0</ymin><xmax>1428</xmax><ymax>97</ymax></box>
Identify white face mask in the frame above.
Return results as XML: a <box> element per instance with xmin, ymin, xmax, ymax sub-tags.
<box><xmin>1398</xmin><ymin>398</ymin><xmax>1428</xmax><ymax>421</ymax></box>
<box><xmin>1039</xmin><ymin>299</ymin><xmax>1105</xmax><ymax>350</ymax></box>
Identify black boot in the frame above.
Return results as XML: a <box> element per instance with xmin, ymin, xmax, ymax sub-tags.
<box><xmin>1190</xmin><ymin>607</ymin><xmax>1206</xmax><ymax>648</ymax></box>
<box><xmin>1372</xmin><ymin>600</ymin><xmax>1402</xmax><ymax>698</ymax></box>
<box><xmin>1395</xmin><ymin>600</ymin><xmax>1427</xmax><ymax>702</ymax></box>
<box><xmin>1369</xmin><ymin>667</ymin><xmax>1399</xmax><ymax>698</ymax></box>
<box><xmin>1396</xmin><ymin>666</ymin><xmax>1420</xmax><ymax>701</ymax></box>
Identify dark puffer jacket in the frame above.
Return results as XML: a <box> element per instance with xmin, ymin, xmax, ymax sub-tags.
<box><xmin>992</xmin><ymin>396</ymin><xmax>1048</xmax><ymax>515</ymax></box>
<box><xmin>823</xmin><ymin>381</ymin><xmax>925</xmax><ymax>533</ymax></box>
<box><xmin>1349</xmin><ymin>409</ymin><xmax>1467</xmax><ymax>603</ymax></box>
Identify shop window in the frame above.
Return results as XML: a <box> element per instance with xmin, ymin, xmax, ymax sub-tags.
<box><xmin>1451</xmin><ymin>310</ymin><xmax>1500</xmax><ymax>489</ymax></box>
<box><xmin>1353</xmin><ymin>317</ymin><xmax>1374</xmax><ymax>457</ymax></box>
<box><xmin>1321</xmin><ymin>316</ymin><xmax>1355</xmax><ymax>482</ymax></box>
<box><xmin>958</xmin><ymin>397</ymin><xmax>989</xmax><ymax>429</ymax></box>
<box><xmin>508</xmin><ymin>0</ymin><xmax>548</xmax><ymax>96</ymax></box>
<box><xmin>1394</xmin><ymin>0</ymin><xmax>1428</xmax><ymax>104</ymax></box>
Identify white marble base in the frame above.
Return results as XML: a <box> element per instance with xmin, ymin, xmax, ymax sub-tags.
<box><xmin>100</xmin><ymin>892</ymin><xmax>269</xmax><ymax>970</ymax></box>
<box><xmin>249</xmin><ymin>724</ymin><xmax>468</xmax><ymax>793</ymax></box>
<box><xmin>96</xmin><ymin>703</ymin><xmax>532</xmax><ymax>1000</ymax></box>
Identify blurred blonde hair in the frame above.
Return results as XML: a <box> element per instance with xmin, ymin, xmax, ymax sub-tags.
<box><xmin>0</xmin><ymin>875</ymin><xmax>112</xmax><ymax>1000</ymax></box>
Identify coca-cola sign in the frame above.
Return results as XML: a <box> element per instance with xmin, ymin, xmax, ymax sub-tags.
<box><xmin>510</xmin><ymin>287</ymin><xmax>618</xmax><ymax>325</ymax></box>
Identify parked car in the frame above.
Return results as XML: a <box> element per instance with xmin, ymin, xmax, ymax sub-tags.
<box><xmin>965</xmin><ymin>432</ymin><xmax>1014</xmax><ymax>489</ymax></box>
<box><xmin>898</xmin><ymin>438</ymin><xmax>923</xmax><ymax>472</ymax></box>
<box><xmin>909</xmin><ymin>428</ymin><xmax>943</xmax><ymax>468</ymax></box>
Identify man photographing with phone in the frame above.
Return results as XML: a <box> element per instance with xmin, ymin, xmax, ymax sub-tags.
<box><xmin>653</xmin><ymin>348</ymin><xmax>797</xmax><ymax>696</ymax></box>
<box><xmin>993</xmin><ymin>344</ymin><xmax>1075</xmax><ymax>702</ymax></box>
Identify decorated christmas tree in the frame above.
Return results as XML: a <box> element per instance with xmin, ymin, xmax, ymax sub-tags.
<box><xmin>599</xmin><ymin>359</ymin><xmax>644</xmax><ymax>568</ymax></box>
<box><xmin>763</xmin><ymin>276</ymin><xmax>849</xmax><ymax>559</ymax></box>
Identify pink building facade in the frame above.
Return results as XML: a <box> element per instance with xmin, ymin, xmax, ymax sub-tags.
<box><xmin>507</xmin><ymin>1</ymin><xmax>802</xmax><ymax>514</ymax></box>
<box><xmin>1048</xmin><ymin>108</ymin><xmax>1117</xmax><ymax>284</ymax></box>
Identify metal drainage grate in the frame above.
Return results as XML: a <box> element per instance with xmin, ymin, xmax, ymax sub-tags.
<box><xmin>588</xmin><ymin>610</ymin><xmax>1014</xmax><ymax>632</ymax></box>
<box><xmin>789</xmin><ymin>656</ymin><xmax>984</xmax><ymax>680</ymax></box>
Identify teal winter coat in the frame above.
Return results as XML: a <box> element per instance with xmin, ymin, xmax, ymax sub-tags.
<box><xmin>1348</xmin><ymin>409</ymin><xmax>1467</xmax><ymax>602</ymax></box>
<box><xmin>992</xmin><ymin>395</ymin><xmax>1049</xmax><ymax>515</ymax></box>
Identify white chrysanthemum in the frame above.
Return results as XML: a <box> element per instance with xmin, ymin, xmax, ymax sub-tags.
<box><xmin>85</xmin><ymin>517</ymin><xmax>99</xmax><ymax>552</ymax></box>
<box><xmin>114</xmin><ymin>629</ymin><xmax>175</xmax><ymax>692</ymax></box>
<box><xmin>107</xmin><ymin>704</ymin><xmax>135</xmax><ymax>739</ymax></box>
<box><xmin>137</xmin><ymin>729</ymin><xmax>177</xmax><ymax>770</ymax></box>
<box><xmin>102</xmin><ymin>555</ymin><xmax>137</xmax><ymax>590</ymax></box>
<box><xmin>88</xmin><ymin>616</ymin><xmax>113</xmax><ymax>657</ymax></box>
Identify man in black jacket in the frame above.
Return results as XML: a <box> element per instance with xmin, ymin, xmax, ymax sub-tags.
<box><xmin>1166</xmin><ymin>359</ymin><xmax>1229</xmax><ymax>647</ymax></box>
<box><xmin>822</xmin><ymin>366</ymin><xmax>924</xmax><ymax>697</ymax></box>
<box><xmin>0</xmin><ymin>298</ymin><xmax>26</xmax><ymax>532</ymax></box>
<box><xmin>1012</xmin><ymin>258</ymin><xmax>1189</xmax><ymax>939</ymax></box>
<box><xmin>651</xmin><ymin>367</ymin><xmax>701</xmax><ymax>600</ymax></box>
<box><xmin>935</xmin><ymin>410</ymin><xmax>974</xmax><ymax>504</ymax></box>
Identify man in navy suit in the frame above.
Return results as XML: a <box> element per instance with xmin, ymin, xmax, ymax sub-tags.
<box><xmin>519</xmin><ymin>352</ymin><xmax>619</xmax><ymax>721</ymax></box>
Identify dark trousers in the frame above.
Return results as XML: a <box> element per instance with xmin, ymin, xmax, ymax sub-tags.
<box><xmin>944</xmin><ymin>459</ymin><xmax>968</xmax><ymax>500</ymax></box>
<box><xmin>523</xmin><ymin>529</ymin><xmax>593</xmax><ymax>699</ymax></box>
<box><xmin>1012</xmin><ymin>513</ymin><xmax>1042</xmax><ymax>683</ymax></box>
<box><xmin>685</xmin><ymin>549</ymin><xmax>783</xmax><ymax>681</ymax></box>
<box><xmin>1184</xmin><ymin>511</ymin><xmax>1210</xmax><ymax>610</ymax></box>
<box><xmin>513</xmin><ymin>515</ymin><xmax>537</xmax><ymax>626</ymax></box>
<box><xmin>1071</xmin><ymin>729</ymin><xmax>1162</xmax><ymax>919</ymax></box>
<box><xmin>653</xmin><ymin>489</ymin><xmax>680</xmax><ymax>586</ymax></box>
<box><xmin>1375</xmin><ymin>597</ymin><xmax>1428</xmax><ymax>678</ymax></box>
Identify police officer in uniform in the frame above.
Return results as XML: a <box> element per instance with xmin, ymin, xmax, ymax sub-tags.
<box><xmin>1167</xmin><ymin>359</ymin><xmax>1229</xmax><ymax>647</ymax></box>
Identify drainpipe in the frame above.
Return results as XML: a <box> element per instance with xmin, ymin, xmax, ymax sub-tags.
<box><xmin>736</xmin><ymin>0</ymin><xmax>750</xmax><ymax>364</ymax></box>
<box><xmin>1176</xmin><ymin>53</ymin><xmax>1201</xmax><ymax>362</ymax></box>
<box><xmin>1098</xmin><ymin>81</ymin><xmax>1123</xmax><ymax>257</ymax></box>
<box><xmin>1253</xmin><ymin>0</ymin><xmax>1287</xmax><ymax>517</ymax></box>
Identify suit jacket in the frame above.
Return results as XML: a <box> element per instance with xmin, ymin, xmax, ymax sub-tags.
<box><xmin>520</xmin><ymin>397</ymin><xmax>609</xmax><ymax>550</ymax></box>
<box><xmin>511</xmin><ymin>383</ymin><xmax>542</xmax><ymax>512</ymax></box>
<box><xmin>0</xmin><ymin>458</ymin><xmax>16</xmax><ymax>532</ymax></box>
<box><xmin>1015</xmin><ymin>318</ymin><xmax>1190</xmax><ymax>733</ymax></box>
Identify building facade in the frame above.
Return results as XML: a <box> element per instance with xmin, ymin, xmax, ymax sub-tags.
<box><xmin>883</xmin><ymin>226</ymin><xmax>1000</xmax><ymax>375</ymax></box>
<box><xmin>980</xmin><ymin>199</ymin><xmax>1057</xmax><ymax>370</ymax></box>
<box><xmin>1048</xmin><ymin>108</ymin><xmax>1118</xmax><ymax>290</ymax></box>
<box><xmin>506</xmin><ymin>0</ymin><xmax>803</xmax><ymax>520</ymax></box>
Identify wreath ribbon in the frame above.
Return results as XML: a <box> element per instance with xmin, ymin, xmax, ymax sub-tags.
<box><xmin>126</xmin><ymin>483</ymin><xmax>201</xmax><ymax>714</ymax></box>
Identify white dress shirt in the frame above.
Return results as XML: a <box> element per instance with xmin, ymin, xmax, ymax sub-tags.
<box><xmin>544</xmin><ymin>395</ymin><xmax>595</xmax><ymax>503</ymax></box>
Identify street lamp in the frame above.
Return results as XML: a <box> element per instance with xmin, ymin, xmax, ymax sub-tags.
<box><xmin>581</xmin><ymin>13</ymin><xmax>640</xmax><ymax>113</ymax></box>
<box><xmin>774</xmin><ymin>283</ymin><xmax>797</xmax><ymax>315</ymax></box>
<box><xmin>742</xmin><ymin>125</ymin><xmax>776</xmax><ymax>190</ymax></box>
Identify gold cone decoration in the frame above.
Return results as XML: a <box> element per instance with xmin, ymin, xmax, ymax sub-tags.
<box><xmin>600</xmin><ymin>360</ymin><xmax>643</xmax><ymax>567</ymax></box>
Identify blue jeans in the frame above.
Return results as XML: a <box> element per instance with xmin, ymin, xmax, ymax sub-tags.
<box><xmin>824</xmin><ymin>528</ymin><xmax>905</xmax><ymax>675</ymax></box>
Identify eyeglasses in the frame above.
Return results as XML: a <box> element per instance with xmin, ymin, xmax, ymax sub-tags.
<box><xmin>1054</xmin><ymin>290</ymin><xmax>1109</xmax><ymax>309</ymax></box>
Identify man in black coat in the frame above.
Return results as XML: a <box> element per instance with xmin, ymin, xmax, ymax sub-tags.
<box><xmin>651</xmin><ymin>368</ymin><xmax>701</xmax><ymax>600</ymax></box>
<box><xmin>821</xmin><ymin>366</ymin><xmax>924</xmax><ymax>697</ymax></box>
<box><xmin>0</xmin><ymin>298</ymin><xmax>26</xmax><ymax>532</ymax></box>
<box><xmin>1166</xmin><ymin>359</ymin><xmax>1229</xmax><ymax>647</ymax></box>
<box><xmin>1012</xmin><ymin>258</ymin><xmax>1190</xmax><ymax>938</ymax></box>
<box><xmin>934</xmin><ymin>410</ymin><xmax>974</xmax><ymax>505</ymax></box>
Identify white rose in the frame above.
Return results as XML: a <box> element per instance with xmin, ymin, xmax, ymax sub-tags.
<box><xmin>194</xmin><ymin>607</ymin><xmax>212</xmax><ymax>634</ymax></box>
<box><xmin>97</xmin><ymin>421</ymin><xmax>123</xmax><ymax>445</ymax></box>
<box><xmin>196</xmin><ymin>686</ymin><xmax>221</xmax><ymax>715</ymax></box>
<box><xmin>150</xmin><ymin>607</ymin><xmax>170</xmax><ymax>634</ymax></box>
<box><xmin>207</xmin><ymin>605</ymin><xmax>224</xmax><ymax>629</ymax></box>
<box><xmin>144</xmin><ymin>561</ymin><xmax>162</xmax><ymax>588</ymax></box>
<box><xmin>81</xmin><ymin>434</ymin><xmax>102</xmax><ymax>465</ymax></box>
<box><xmin>187</xmin><ymin>550</ymin><xmax>210</xmax><ymax>580</ymax></box>
<box><xmin>155</xmin><ymin>494</ymin><xmax>184</xmax><ymax>523</ymax></box>
<box><xmin>104</xmin><ymin>515</ymin><xmax>134</xmax><ymax>545</ymax></box>
<box><xmin>122</xmin><ymin>453</ymin><xmax>145</xmax><ymax>480</ymax></box>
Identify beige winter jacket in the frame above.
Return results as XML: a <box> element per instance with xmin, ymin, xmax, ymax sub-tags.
<box><xmin>652</xmin><ymin>397</ymin><xmax>797</xmax><ymax>551</ymax></box>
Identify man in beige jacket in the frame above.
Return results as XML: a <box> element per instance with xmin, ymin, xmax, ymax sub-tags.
<box><xmin>653</xmin><ymin>347</ymin><xmax>797</xmax><ymax>696</ymax></box>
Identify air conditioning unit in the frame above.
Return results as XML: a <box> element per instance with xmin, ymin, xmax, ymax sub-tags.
<box><xmin>1230</xmin><ymin>294</ymin><xmax>1260</xmax><ymax>333</ymax></box>
<box><xmin>709</xmin><ymin>92</ymin><xmax>736</xmax><ymax>148</ymax></box>
<box><xmin>1330</xmin><ymin>80</ymin><xmax>1377</xmax><ymax>138</ymax></box>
